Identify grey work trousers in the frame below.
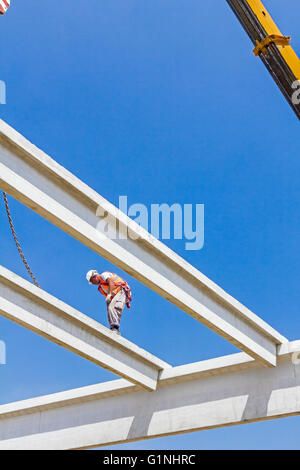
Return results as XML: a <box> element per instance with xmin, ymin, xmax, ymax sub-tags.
<box><xmin>107</xmin><ymin>289</ymin><xmax>126</xmax><ymax>330</ymax></box>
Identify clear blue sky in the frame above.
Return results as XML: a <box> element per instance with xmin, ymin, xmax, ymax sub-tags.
<box><xmin>0</xmin><ymin>0</ymin><xmax>300</xmax><ymax>449</ymax></box>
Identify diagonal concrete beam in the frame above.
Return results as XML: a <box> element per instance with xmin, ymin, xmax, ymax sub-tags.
<box><xmin>0</xmin><ymin>119</ymin><xmax>287</xmax><ymax>366</ymax></box>
<box><xmin>0</xmin><ymin>266</ymin><xmax>170</xmax><ymax>391</ymax></box>
<box><xmin>0</xmin><ymin>341</ymin><xmax>299</xmax><ymax>450</ymax></box>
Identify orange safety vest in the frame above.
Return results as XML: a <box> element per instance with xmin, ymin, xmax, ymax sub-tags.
<box><xmin>97</xmin><ymin>274</ymin><xmax>127</xmax><ymax>299</ymax></box>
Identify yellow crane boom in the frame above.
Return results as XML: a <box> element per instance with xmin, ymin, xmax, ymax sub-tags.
<box><xmin>226</xmin><ymin>0</ymin><xmax>300</xmax><ymax>119</ymax></box>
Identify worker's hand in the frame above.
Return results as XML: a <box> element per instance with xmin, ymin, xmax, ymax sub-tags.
<box><xmin>106</xmin><ymin>293</ymin><xmax>112</xmax><ymax>305</ymax></box>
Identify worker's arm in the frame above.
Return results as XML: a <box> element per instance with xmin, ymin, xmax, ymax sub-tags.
<box><xmin>106</xmin><ymin>277</ymin><xmax>115</xmax><ymax>304</ymax></box>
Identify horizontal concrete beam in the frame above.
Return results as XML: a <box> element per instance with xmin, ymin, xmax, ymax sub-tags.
<box><xmin>0</xmin><ymin>341</ymin><xmax>299</xmax><ymax>449</ymax></box>
<box><xmin>0</xmin><ymin>266</ymin><xmax>170</xmax><ymax>391</ymax></box>
<box><xmin>0</xmin><ymin>119</ymin><xmax>287</xmax><ymax>366</ymax></box>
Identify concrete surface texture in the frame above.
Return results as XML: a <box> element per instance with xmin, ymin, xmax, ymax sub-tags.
<box><xmin>0</xmin><ymin>342</ymin><xmax>299</xmax><ymax>449</ymax></box>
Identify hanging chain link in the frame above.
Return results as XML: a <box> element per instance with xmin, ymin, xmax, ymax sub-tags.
<box><xmin>2</xmin><ymin>191</ymin><xmax>40</xmax><ymax>288</ymax></box>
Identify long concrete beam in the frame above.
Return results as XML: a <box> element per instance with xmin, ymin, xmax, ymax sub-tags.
<box><xmin>0</xmin><ymin>119</ymin><xmax>287</xmax><ymax>366</ymax></box>
<box><xmin>0</xmin><ymin>266</ymin><xmax>170</xmax><ymax>391</ymax></box>
<box><xmin>0</xmin><ymin>341</ymin><xmax>299</xmax><ymax>450</ymax></box>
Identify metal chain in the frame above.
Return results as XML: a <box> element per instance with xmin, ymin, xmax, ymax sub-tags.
<box><xmin>2</xmin><ymin>191</ymin><xmax>40</xmax><ymax>288</ymax></box>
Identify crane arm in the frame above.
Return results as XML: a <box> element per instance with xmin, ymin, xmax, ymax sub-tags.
<box><xmin>226</xmin><ymin>0</ymin><xmax>300</xmax><ymax>119</ymax></box>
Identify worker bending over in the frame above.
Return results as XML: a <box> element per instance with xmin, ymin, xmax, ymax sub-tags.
<box><xmin>86</xmin><ymin>270</ymin><xmax>132</xmax><ymax>335</ymax></box>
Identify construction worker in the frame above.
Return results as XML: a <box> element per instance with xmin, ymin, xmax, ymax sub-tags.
<box><xmin>86</xmin><ymin>270</ymin><xmax>132</xmax><ymax>335</ymax></box>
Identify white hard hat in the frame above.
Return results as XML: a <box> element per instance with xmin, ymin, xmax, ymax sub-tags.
<box><xmin>86</xmin><ymin>270</ymin><xmax>98</xmax><ymax>284</ymax></box>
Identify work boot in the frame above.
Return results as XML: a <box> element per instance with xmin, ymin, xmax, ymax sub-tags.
<box><xmin>111</xmin><ymin>328</ymin><xmax>121</xmax><ymax>336</ymax></box>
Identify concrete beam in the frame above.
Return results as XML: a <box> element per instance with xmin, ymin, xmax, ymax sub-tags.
<box><xmin>0</xmin><ymin>119</ymin><xmax>287</xmax><ymax>366</ymax></box>
<box><xmin>0</xmin><ymin>341</ymin><xmax>299</xmax><ymax>449</ymax></box>
<box><xmin>0</xmin><ymin>266</ymin><xmax>170</xmax><ymax>391</ymax></box>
